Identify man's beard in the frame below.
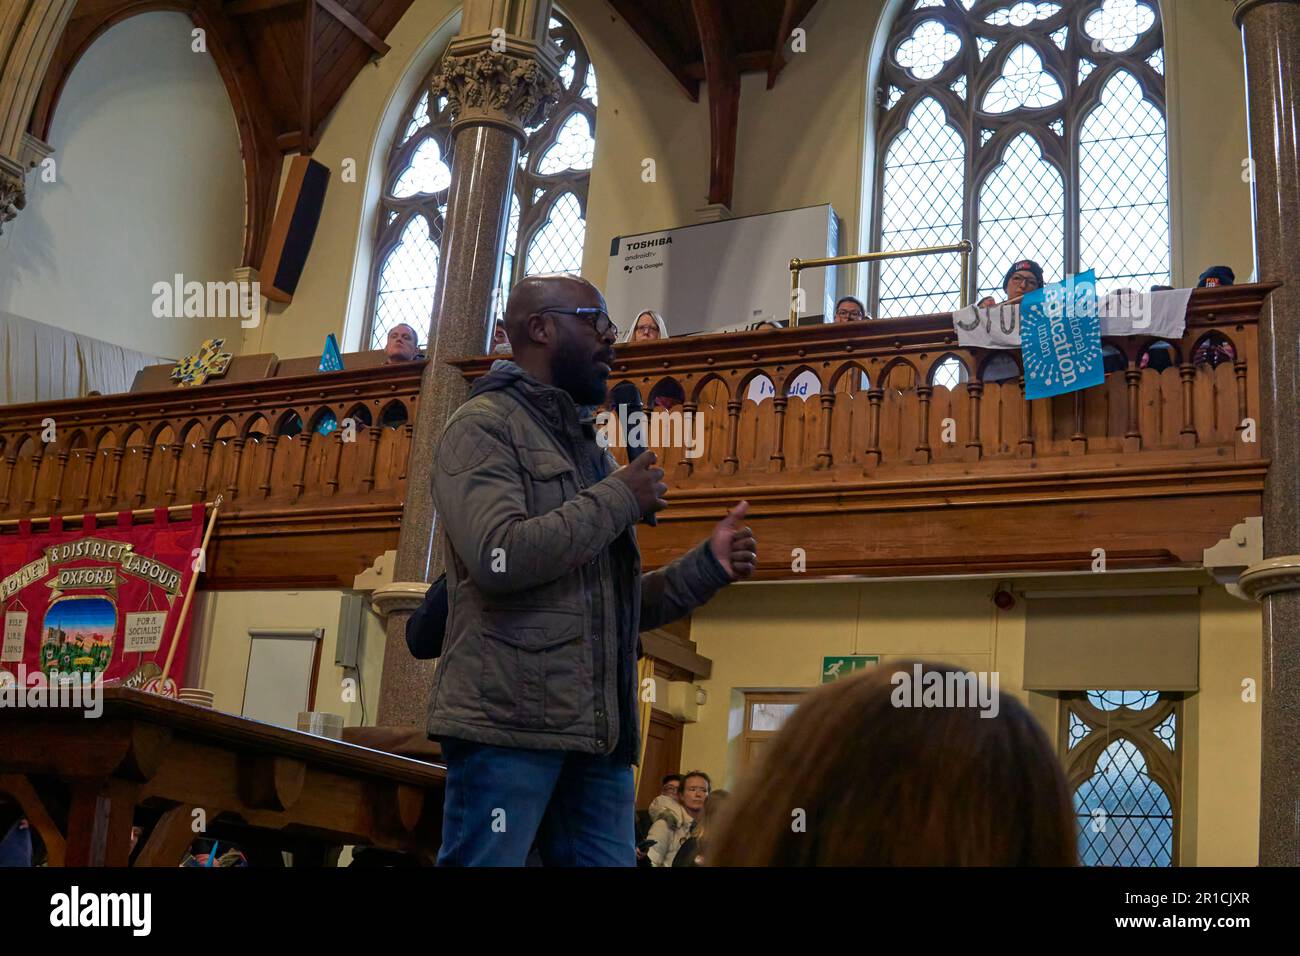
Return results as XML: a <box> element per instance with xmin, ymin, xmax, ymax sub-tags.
<box><xmin>551</xmin><ymin>336</ymin><xmax>611</xmax><ymax>405</ymax></box>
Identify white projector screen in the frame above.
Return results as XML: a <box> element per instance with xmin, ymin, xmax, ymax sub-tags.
<box><xmin>604</xmin><ymin>204</ymin><xmax>841</xmax><ymax>336</ymax></box>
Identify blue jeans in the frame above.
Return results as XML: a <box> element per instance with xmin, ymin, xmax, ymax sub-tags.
<box><xmin>436</xmin><ymin>738</ymin><xmax>636</xmax><ymax>867</ymax></box>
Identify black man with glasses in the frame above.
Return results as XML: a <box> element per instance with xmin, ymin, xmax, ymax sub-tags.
<box><xmin>427</xmin><ymin>273</ymin><xmax>758</xmax><ymax>866</ymax></box>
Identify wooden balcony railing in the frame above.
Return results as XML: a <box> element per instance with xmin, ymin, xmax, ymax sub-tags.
<box><xmin>456</xmin><ymin>283</ymin><xmax>1272</xmax><ymax>578</ymax></box>
<box><xmin>0</xmin><ymin>284</ymin><xmax>1273</xmax><ymax>585</ymax></box>
<box><xmin>0</xmin><ymin>363</ymin><xmax>424</xmax><ymax>587</ymax></box>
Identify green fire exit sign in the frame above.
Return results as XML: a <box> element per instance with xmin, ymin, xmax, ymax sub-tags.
<box><xmin>821</xmin><ymin>655</ymin><xmax>879</xmax><ymax>684</ymax></box>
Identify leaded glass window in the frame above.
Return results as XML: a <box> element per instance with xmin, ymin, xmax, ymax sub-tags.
<box><xmin>872</xmin><ymin>0</ymin><xmax>1169</xmax><ymax>317</ymax></box>
<box><xmin>1062</xmin><ymin>690</ymin><xmax>1181</xmax><ymax>866</ymax></box>
<box><xmin>367</xmin><ymin>10</ymin><xmax>596</xmax><ymax>350</ymax></box>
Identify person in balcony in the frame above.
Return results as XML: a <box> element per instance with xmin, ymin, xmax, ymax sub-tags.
<box><xmin>491</xmin><ymin>321</ymin><xmax>512</xmax><ymax>354</ymax></box>
<box><xmin>623</xmin><ymin>309</ymin><xmax>669</xmax><ymax>343</ymax></box>
<box><xmin>976</xmin><ymin>259</ymin><xmax>1044</xmax><ymax>309</ymax></box>
<box><xmin>831</xmin><ymin>296</ymin><xmax>868</xmax><ymax>323</ymax></box>
<box><xmin>1197</xmin><ymin>265</ymin><xmax>1235</xmax><ymax>289</ymax></box>
<box><xmin>383</xmin><ymin>323</ymin><xmax>422</xmax><ymax>364</ymax></box>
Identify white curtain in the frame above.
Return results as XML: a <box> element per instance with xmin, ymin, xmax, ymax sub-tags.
<box><xmin>0</xmin><ymin>310</ymin><xmax>169</xmax><ymax>405</ymax></box>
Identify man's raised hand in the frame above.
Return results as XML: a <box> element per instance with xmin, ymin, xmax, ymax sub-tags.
<box><xmin>611</xmin><ymin>451</ymin><xmax>668</xmax><ymax>517</ymax></box>
<box><xmin>710</xmin><ymin>501</ymin><xmax>757</xmax><ymax>581</ymax></box>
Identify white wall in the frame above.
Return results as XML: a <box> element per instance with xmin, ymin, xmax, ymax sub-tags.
<box><xmin>189</xmin><ymin>589</ymin><xmax>387</xmax><ymax>728</ymax></box>
<box><xmin>0</xmin><ymin>12</ymin><xmax>246</xmax><ymax>360</ymax></box>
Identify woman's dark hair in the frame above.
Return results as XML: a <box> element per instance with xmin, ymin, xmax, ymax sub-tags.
<box><xmin>710</xmin><ymin>661</ymin><xmax>1076</xmax><ymax>866</ymax></box>
<box><xmin>834</xmin><ymin>296</ymin><xmax>866</xmax><ymax>315</ymax></box>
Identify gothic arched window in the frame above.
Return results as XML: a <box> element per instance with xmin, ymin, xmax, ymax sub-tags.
<box><xmin>366</xmin><ymin>10</ymin><xmax>597</xmax><ymax>350</ymax></box>
<box><xmin>871</xmin><ymin>0</ymin><xmax>1169</xmax><ymax>318</ymax></box>
<box><xmin>1062</xmin><ymin>689</ymin><xmax>1181</xmax><ymax>866</ymax></box>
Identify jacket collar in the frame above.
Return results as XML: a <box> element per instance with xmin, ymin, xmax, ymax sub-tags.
<box><xmin>471</xmin><ymin>359</ymin><xmax>598</xmax><ymax>436</ymax></box>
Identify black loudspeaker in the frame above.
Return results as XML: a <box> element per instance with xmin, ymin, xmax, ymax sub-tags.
<box><xmin>259</xmin><ymin>156</ymin><xmax>330</xmax><ymax>303</ymax></box>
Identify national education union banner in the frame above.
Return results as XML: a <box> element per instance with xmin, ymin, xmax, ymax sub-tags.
<box><xmin>0</xmin><ymin>504</ymin><xmax>206</xmax><ymax>692</ymax></box>
<box><xmin>1019</xmin><ymin>270</ymin><xmax>1104</xmax><ymax>400</ymax></box>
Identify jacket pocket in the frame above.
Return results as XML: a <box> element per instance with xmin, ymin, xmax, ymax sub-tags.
<box><xmin>480</xmin><ymin>607</ymin><xmax>588</xmax><ymax>732</ymax></box>
<box><xmin>520</xmin><ymin>449</ymin><xmax>576</xmax><ymax>516</ymax></box>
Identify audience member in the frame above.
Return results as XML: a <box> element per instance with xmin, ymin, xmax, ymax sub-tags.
<box><xmin>672</xmin><ymin>789</ymin><xmax>730</xmax><ymax>868</ymax></box>
<box><xmin>977</xmin><ymin>258</ymin><xmax>1044</xmax><ymax>309</ymax></box>
<box><xmin>645</xmin><ymin>784</ymin><xmax>693</xmax><ymax>867</ymax></box>
<box><xmin>1197</xmin><ymin>265</ymin><xmax>1235</xmax><ymax>288</ymax></box>
<box><xmin>624</xmin><ymin>310</ymin><xmax>669</xmax><ymax>343</ymax></box>
<box><xmin>710</xmin><ymin>662</ymin><xmax>1076</xmax><ymax>866</ymax></box>
<box><xmin>832</xmin><ymin>296</ymin><xmax>868</xmax><ymax>323</ymax></box>
<box><xmin>383</xmin><ymin>323</ymin><xmax>421</xmax><ymax>364</ymax></box>
<box><xmin>491</xmin><ymin>321</ymin><xmax>512</xmax><ymax>354</ymax></box>
<box><xmin>635</xmin><ymin>774</ymin><xmax>684</xmax><ymax>863</ymax></box>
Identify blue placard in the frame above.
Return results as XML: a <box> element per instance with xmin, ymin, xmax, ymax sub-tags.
<box><xmin>318</xmin><ymin>333</ymin><xmax>344</xmax><ymax>372</ymax></box>
<box><xmin>1019</xmin><ymin>269</ymin><xmax>1102</xmax><ymax>400</ymax></box>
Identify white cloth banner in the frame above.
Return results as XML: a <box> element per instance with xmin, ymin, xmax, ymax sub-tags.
<box><xmin>0</xmin><ymin>310</ymin><xmax>168</xmax><ymax>405</ymax></box>
<box><xmin>953</xmin><ymin>288</ymin><xmax>1194</xmax><ymax>349</ymax></box>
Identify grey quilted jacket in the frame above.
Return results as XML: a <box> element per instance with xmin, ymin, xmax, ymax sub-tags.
<box><xmin>425</xmin><ymin>360</ymin><xmax>732</xmax><ymax>758</ymax></box>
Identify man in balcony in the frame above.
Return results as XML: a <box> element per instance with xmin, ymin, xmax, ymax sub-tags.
<box><xmin>832</xmin><ymin>296</ymin><xmax>868</xmax><ymax>323</ymax></box>
<box><xmin>383</xmin><ymin>323</ymin><xmax>422</xmax><ymax>363</ymax></box>
<box><xmin>977</xmin><ymin>258</ymin><xmax>1045</xmax><ymax>309</ymax></box>
<box><xmin>427</xmin><ymin>273</ymin><xmax>758</xmax><ymax>867</ymax></box>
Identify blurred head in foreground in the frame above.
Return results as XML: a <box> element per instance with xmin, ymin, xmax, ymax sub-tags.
<box><xmin>709</xmin><ymin>661</ymin><xmax>1076</xmax><ymax>866</ymax></box>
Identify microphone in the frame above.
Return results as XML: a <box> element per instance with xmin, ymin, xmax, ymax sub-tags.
<box><xmin>607</xmin><ymin>382</ymin><xmax>657</xmax><ymax>527</ymax></box>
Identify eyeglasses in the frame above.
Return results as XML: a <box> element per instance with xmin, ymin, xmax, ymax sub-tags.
<box><xmin>1007</xmin><ymin>274</ymin><xmax>1041</xmax><ymax>289</ymax></box>
<box><xmin>540</xmin><ymin>307</ymin><xmax>619</xmax><ymax>339</ymax></box>
<box><xmin>834</xmin><ymin>308</ymin><xmax>864</xmax><ymax>318</ymax></box>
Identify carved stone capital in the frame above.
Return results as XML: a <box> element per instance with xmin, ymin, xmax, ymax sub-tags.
<box><xmin>431</xmin><ymin>49</ymin><xmax>560</xmax><ymax>138</ymax></box>
<box><xmin>0</xmin><ymin>168</ymin><xmax>25</xmax><ymax>236</ymax></box>
<box><xmin>1237</xmin><ymin>555</ymin><xmax>1300</xmax><ymax>601</ymax></box>
<box><xmin>370</xmin><ymin>581</ymin><xmax>430</xmax><ymax>619</ymax></box>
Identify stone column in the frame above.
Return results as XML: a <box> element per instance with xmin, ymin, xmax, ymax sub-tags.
<box><xmin>373</xmin><ymin>1</ymin><xmax>560</xmax><ymax>726</ymax></box>
<box><xmin>0</xmin><ymin>0</ymin><xmax>77</xmax><ymax>233</ymax></box>
<box><xmin>1233</xmin><ymin>0</ymin><xmax>1300</xmax><ymax>867</ymax></box>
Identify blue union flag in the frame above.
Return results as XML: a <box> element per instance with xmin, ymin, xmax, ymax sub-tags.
<box><xmin>1020</xmin><ymin>270</ymin><xmax>1103</xmax><ymax>400</ymax></box>
<box><xmin>318</xmin><ymin>333</ymin><xmax>344</xmax><ymax>372</ymax></box>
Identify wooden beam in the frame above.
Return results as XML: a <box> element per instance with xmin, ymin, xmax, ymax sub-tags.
<box><xmin>225</xmin><ymin>0</ymin><xmax>303</xmax><ymax>15</ymax></box>
<box><xmin>683</xmin><ymin>50</ymin><xmax>772</xmax><ymax>81</ymax></box>
<box><xmin>690</xmin><ymin>0</ymin><xmax>740</xmax><ymax>208</ymax></box>
<box><xmin>300</xmin><ymin>0</ymin><xmax>316</xmax><ymax>153</ymax></box>
<box><xmin>767</xmin><ymin>0</ymin><xmax>819</xmax><ymax>89</ymax></box>
<box><xmin>642</xmin><ymin>629</ymin><xmax>712</xmax><ymax>681</ymax></box>
<box><xmin>316</xmin><ymin>0</ymin><xmax>389</xmax><ymax>59</ymax></box>
<box><xmin>605</xmin><ymin>0</ymin><xmax>700</xmax><ymax>102</ymax></box>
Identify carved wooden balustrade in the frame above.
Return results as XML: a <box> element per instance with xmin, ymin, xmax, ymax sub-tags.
<box><xmin>456</xmin><ymin>283</ymin><xmax>1272</xmax><ymax>578</ymax></box>
<box><xmin>0</xmin><ymin>363</ymin><xmax>423</xmax><ymax>588</ymax></box>
<box><xmin>0</xmin><ymin>285</ymin><xmax>1272</xmax><ymax>587</ymax></box>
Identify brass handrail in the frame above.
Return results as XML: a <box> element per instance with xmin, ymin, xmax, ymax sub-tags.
<box><xmin>789</xmin><ymin>239</ymin><xmax>973</xmax><ymax>324</ymax></box>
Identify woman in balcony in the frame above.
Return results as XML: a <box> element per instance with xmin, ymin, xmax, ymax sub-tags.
<box><xmin>624</xmin><ymin>309</ymin><xmax>669</xmax><ymax>343</ymax></box>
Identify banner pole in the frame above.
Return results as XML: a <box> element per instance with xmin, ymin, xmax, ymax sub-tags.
<box><xmin>159</xmin><ymin>495</ymin><xmax>221</xmax><ymax>686</ymax></box>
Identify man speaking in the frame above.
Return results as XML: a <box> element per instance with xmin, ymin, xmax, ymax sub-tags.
<box><xmin>428</xmin><ymin>274</ymin><xmax>757</xmax><ymax>866</ymax></box>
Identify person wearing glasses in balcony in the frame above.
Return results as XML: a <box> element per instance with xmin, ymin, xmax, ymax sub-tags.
<box><xmin>977</xmin><ymin>258</ymin><xmax>1045</xmax><ymax>309</ymax></box>
<box><xmin>427</xmin><ymin>273</ymin><xmax>758</xmax><ymax>867</ymax></box>
<box><xmin>623</xmin><ymin>309</ymin><xmax>669</xmax><ymax>343</ymax></box>
<box><xmin>832</xmin><ymin>296</ymin><xmax>868</xmax><ymax>323</ymax></box>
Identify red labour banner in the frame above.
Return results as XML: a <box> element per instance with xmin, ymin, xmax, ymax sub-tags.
<box><xmin>0</xmin><ymin>504</ymin><xmax>207</xmax><ymax>690</ymax></box>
